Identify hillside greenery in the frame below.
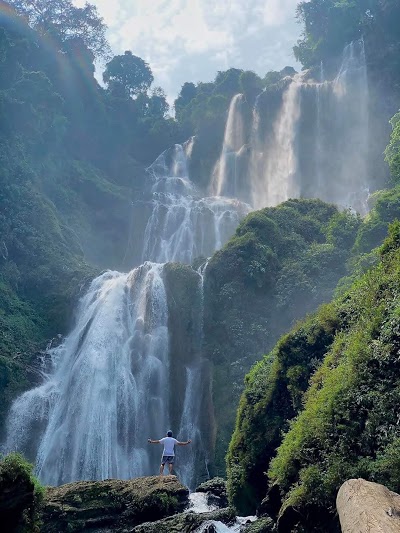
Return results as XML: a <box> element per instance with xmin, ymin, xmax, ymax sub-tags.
<box><xmin>227</xmin><ymin>212</ymin><xmax>400</xmax><ymax>530</ymax></box>
<box><xmin>204</xmin><ymin>199</ymin><xmax>362</xmax><ymax>474</ymax></box>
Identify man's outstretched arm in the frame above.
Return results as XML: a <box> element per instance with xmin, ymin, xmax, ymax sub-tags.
<box><xmin>177</xmin><ymin>439</ymin><xmax>192</xmax><ymax>446</ymax></box>
<box><xmin>148</xmin><ymin>438</ymin><xmax>160</xmax><ymax>444</ymax></box>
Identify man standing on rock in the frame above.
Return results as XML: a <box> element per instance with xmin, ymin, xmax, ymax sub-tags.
<box><xmin>148</xmin><ymin>430</ymin><xmax>192</xmax><ymax>475</ymax></box>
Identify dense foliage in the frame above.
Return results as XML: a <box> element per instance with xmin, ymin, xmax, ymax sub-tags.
<box><xmin>227</xmin><ymin>221</ymin><xmax>400</xmax><ymax>530</ymax></box>
<box><xmin>295</xmin><ymin>0</ymin><xmax>400</xmax><ymax>83</ymax></box>
<box><xmin>269</xmin><ymin>223</ymin><xmax>400</xmax><ymax>530</ymax></box>
<box><xmin>204</xmin><ymin>199</ymin><xmax>361</xmax><ymax>474</ymax></box>
<box><xmin>0</xmin><ymin>452</ymin><xmax>44</xmax><ymax>531</ymax></box>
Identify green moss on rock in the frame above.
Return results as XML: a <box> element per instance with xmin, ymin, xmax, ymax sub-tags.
<box><xmin>41</xmin><ymin>475</ymin><xmax>188</xmax><ymax>533</ymax></box>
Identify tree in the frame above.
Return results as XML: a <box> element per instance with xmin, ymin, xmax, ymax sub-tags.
<box><xmin>135</xmin><ymin>87</ymin><xmax>169</xmax><ymax>118</ymax></box>
<box><xmin>385</xmin><ymin>111</ymin><xmax>400</xmax><ymax>183</ymax></box>
<box><xmin>239</xmin><ymin>71</ymin><xmax>263</xmax><ymax>100</ymax></box>
<box><xmin>214</xmin><ymin>68</ymin><xmax>243</xmax><ymax>97</ymax></box>
<box><xmin>5</xmin><ymin>0</ymin><xmax>110</xmax><ymax>59</ymax></box>
<box><xmin>103</xmin><ymin>51</ymin><xmax>154</xmax><ymax>99</ymax></box>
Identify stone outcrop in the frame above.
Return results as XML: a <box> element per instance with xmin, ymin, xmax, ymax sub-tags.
<box><xmin>0</xmin><ymin>457</ymin><xmax>36</xmax><ymax>532</ymax></box>
<box><xmin>41</xmin><ymin>475</ymin><xmax>189</xmax><ymax>533</ymax></box>
<box><xmin>131</xmin><ymin>506</ymin><xmax>236</xmax><ymax>533</ymax></box>
<box><xmin>195</xmin><ymin>477</ymin><xmax>228</xmax><ymax>508</ymax></box>
<box><xmin>337</xmin><ymin>478</ymin><xmax>400</xmax><ymax>533</ymax></box>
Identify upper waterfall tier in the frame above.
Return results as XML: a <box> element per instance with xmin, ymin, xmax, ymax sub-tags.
<box><xmin>213</xmin><ymin>40</ymin><xmax>370</xmax><ymax>214</ymax></box>
<box><xmin>142</xmin><ymin>143</ymin><xmax>251</xmax><ymax>264</ymax></box>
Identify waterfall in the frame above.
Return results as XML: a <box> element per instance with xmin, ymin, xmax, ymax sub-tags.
<box><xmin>211</xmin><ymin>94</ymin><xmax>245</xmax><ymax>198</ymax></box>
<box><xmin>4</xmin><ymin>139</ymin><xmax>249</xmax><ymax>488</ymax></box>
<box><xmin>245</xmin><ymin>39</ymin><xmax>370</xmax><ymax>212</ymax></box>
<box><xmin>5</xmin><ymin>265</ymin><xmax>170</xmax><ymax>485</ymax></box>
<box><xmin>253</xmin><ymin>76</ymin><xmax>302</xmax><ymax>209</ymax></box>
<box><xmin>142</xmin><ymin>143</ymin><xmax>250</xmax><ymax>264</ymax></box>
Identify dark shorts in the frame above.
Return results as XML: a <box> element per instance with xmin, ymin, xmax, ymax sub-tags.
<box><xmin>161</xmin><ymin>455</ymin><xmax>174</xmax><ymax>465</ymax></box>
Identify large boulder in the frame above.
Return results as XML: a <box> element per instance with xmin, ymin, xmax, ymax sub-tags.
<box><xmin>337</xmin><ymin>479</ymin><xmax>400</xmax><ymax>533</ymax></box>
<box><xmin>41</xmin><ymin>475</ymin><xmax>189</xmax><ymax>532</ymax></box>
<box><xmin>131</xmin><ymin>506</ymin><xmax>236</xmax><ymax>533</ymax></box>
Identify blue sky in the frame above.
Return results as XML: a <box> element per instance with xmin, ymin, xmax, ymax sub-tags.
<box><xmin>74</xmin><ymin>0</ymin><xmax>301</xmax><ymax>102</ymax></box>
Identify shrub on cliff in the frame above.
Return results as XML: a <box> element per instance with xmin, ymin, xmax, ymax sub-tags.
<box><xmin>227</xmin><ymin>222</ymin><xmax>400</xmax><ymax>530</ymax></box>
<box><xmin>0</xmin><ymin>452</ymin><xmax>44</xmax><ymax>532</ymax></box>
<box><xmin>205</xmin><ymin>199</ymin><xmax>360</xmax><ymax>475</ymax></box>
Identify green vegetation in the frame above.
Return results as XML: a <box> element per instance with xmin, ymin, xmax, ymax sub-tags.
<box><xmin>205</xmin><ymin>199</ymin><xmax>361</xmax><ymax>475</ymax></box>
<box><xmin>295</xmin><ymin>0</ymin><xmax>400</xmax><ymax>85</ymax></box>
<box><xmin>0</xmin><ymin>452</ymin><xmax>44</xmax><ymax>532</ymax></box>
<box><xmin>227</xmin><ymin>221</ymin><xmax>400</xmax><ymax>529</ymax></box>
<box><xmin>269</xmin><ymin>223</ymin><xmax>400</xmax><ymax>529</ymax></box>
<box><xmin>385</xmin><ymin>112</ymin><xmax>400</xmax><ymax>183</ymax></box>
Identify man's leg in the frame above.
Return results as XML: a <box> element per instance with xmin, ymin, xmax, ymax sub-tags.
<box><xmin>160</xmin><ymin>461</ymin><xmax>165</xmax><ymax>475</ymax></box>
<box><xmin>168</xmin><ymin>461</ymin><xmax>173</xmax><ymax>475</ymax></box>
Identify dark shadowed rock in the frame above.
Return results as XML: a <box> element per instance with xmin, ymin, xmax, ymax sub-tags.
<box><xmin>0</xmin><ymin>456</ymin><xmax>36</xmax><ymax>532</ymax></box>
<box><xmin>243</xmin><ymin>517</ymin><xmax>275</xmax><ymax>532</ymax></box>
<box><xmin>195</xmin><ymin>477</ymin><xmax>228</xmax><ymax>508</ymax></box>
<box><xmin>41</xmin><ymin>475</ymin><xmax>189</xmax><ymax>532</ymax></box>
<box><xmin>131</xmin><ymin>506</ymin><xmax>236</xmax><ymax>533</ymax></box>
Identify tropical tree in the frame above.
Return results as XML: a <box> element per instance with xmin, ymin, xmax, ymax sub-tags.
<box><xmin>5</xmin><ymin>0</ymin><xmax>110</xmax><ymax>59</ymax></box>
<box><xmin>103</xmin><ymin>51</ymin><xmax>154</xmax><ymax>99</ymax></box>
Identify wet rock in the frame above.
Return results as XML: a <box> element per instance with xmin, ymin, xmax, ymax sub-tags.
<box><xmin>258</xmin><ymin>483</ymin><xmax>281</xmax><ymax>519</ymax></box>
<box><xmin>242</xmin><ymin>517</ymin><xmax>275</xmax><ymax>532</ymax></box>
<box><xmin>195</xmin><ymin>477</ymin><xmax>228</xmax><ymax>508</ymax></box>
<box><xmin>41</xmin><ymin>475</ymin><xmax>189</xmax><ymax>532</ymax></box>
<box><xmin>131</xmin><ymin>506</ymin><xmax>236</xmax><ymax>533</ymax></box>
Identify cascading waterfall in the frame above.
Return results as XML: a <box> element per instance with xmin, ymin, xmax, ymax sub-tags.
<box><xmin>4</xmin><ymin>139</ymin><xmax>249</xmax><ymax>489</ymax></box>
<box><xmin>142</xmin><ymin>143</ymin><xmax>250</xmax><ymax>264</ymax></box>
<box><xmin>5</xmin><ymin>265</ymin><xmax>169</xmax><ymax>485</ymax></box>
<box><xmin>218</xmin><ymin>40</ymin><xmax>370</xmax><ymax>213</ymax></box>
<box><xmin>211</xmin><ymin>94</ymin><xmax>245</xmax><ymax>198</ymax></box>
<box><xmin>255</xmin><ymin>75</ymin><xmax>302</xmax><ymax>208</ymax></box>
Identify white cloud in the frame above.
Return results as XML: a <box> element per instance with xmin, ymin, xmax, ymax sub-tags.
<box><xmin>73</xmin><ymin>0</ymin><xmax>301</xmax><ymax>102</ymax></box>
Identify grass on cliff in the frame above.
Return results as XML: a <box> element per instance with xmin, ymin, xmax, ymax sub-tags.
<box><xmin>0</xmin><ymin>452</ymin><xmax>44</xmax><ymax>532</ymax></box>
<box><xmin>227</xmin><ymin>220</ymin><xmax>400</xmax><ymax>530</ymax></box>
<box><xmin>268</xmin><ymin>222</ymin><xmax>400</xmax><ymax>520</ymax></box>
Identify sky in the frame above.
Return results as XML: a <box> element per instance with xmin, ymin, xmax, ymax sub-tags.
<box><xmin>73</xmin><ymin>0</ymin><xmax>302</xmax><ymax>103</ymax></box>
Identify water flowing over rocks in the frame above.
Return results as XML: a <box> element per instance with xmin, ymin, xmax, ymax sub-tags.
<box><xmin>131</xmin><ymin>505</ymin><xmax>236</xmax><ymax>533</ymax></box>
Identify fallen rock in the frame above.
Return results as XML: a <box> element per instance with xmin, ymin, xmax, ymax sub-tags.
<box><xmin>195</xmin><ymin>477</ymin><xmax>228</xmax><ymax>508</ymax></box>
<box><xmin>131</xmin><ymin>506</ymin><xmax>236</xmax><ymax>533</ymax></box>
<box><xmin>41</xmin><ymin>475</ymin><xmax>189</xmax><ymax>532</ymax></box>
<box><xmin>337</xmin><ymin>478</ymin><xmax>400</xmax><ymax>533</ymax></box>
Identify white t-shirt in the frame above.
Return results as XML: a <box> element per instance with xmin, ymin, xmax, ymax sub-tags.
<box><xmin>159</xmin><ymin>437</ymin><xmax>178</xmax><ymax>456</ymax></box>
